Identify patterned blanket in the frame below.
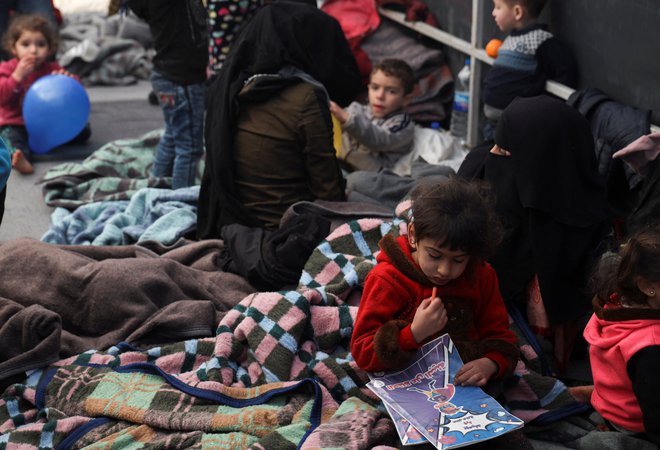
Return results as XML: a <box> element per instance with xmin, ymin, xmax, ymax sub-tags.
<box><xmin>40</xmin><ymin>129</ymin><xmax>203</xmax><ymax>210</ymax></box>
<box><xmin>0</xmin><ymin>214</ymin><xmax>589</xmax><ymax>448</ymax></box>
<box><xmin>42</xmin><ymin>186</ymin><xmax>199</xmax><ymax>245</ymax></box>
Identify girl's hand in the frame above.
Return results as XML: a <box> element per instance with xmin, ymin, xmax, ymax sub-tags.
<box><xmin>454</xmin><ymin>357</ymin><xmax>498</xmax><ymax>387</ymax></box>
<box><xmin>12</xmin><ymin>55</ymin><xmax>37</xmax><ymax>82</ymax></box>
<box><xmin>329</xmin><ymin>100</ymin><xmax>348</xmax><ymax>124</ymax></box>
<box><xmin>410</xmin><ymin>295</ymin><xmax>447</xmax><ymax>343</ymax></box>
<box><xmin>51</xmin><ymin>68</ymin><xmax>76</xmax><ymax>78</ymax></box>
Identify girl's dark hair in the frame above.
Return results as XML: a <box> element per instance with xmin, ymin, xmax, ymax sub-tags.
<box><xmin>615</xmin><ymin>224</ymin><xmax>660</xmax><ymax>305</ymax></box>
<box><xmin>409</xmin><ymin>177</ymin><xmax>503</xmax><ymax>264</ymax></box>
<box><xmin>592</xmin><ymin>224</ymin><xmax>660</xmax><ymax>305</ymax></box>
<box><xmin>2</xmin><ymin>14</ymin><xmax>58</xmax><ymax>55</ymax></box>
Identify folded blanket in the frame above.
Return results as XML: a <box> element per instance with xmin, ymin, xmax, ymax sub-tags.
<box><xmin>42</xmin><ymin>185</ymin><xmax>199</xmax><ymax>245</ymax></box>
<box><xmin>58</xmin><ymin>12</ymin><xmax>152</xmax><ymax>85</ymax></box>
<box><xmin>40</xmin><ymin>129</ymin><xmax>203</xmax><ymax>210</ymax></box>
<box><xmin>0</xmin><ymin>238</ymin><xmax>254</xmax><ymax>384</ymax></box>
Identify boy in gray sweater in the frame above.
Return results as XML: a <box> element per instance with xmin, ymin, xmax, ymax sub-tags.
<box><xmin>330</xmin><ymin>59</ymin><xmax>415</xmax><ymax>172</ymax></box>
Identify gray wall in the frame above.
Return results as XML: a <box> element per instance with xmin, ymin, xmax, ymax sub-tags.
<box><xmin>422</xmin><ymin>0</ymin><xmax>660</xmax><ymax>124</ymax></box>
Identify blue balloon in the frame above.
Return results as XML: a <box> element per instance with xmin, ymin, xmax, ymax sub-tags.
<box><xmin>23</xmin><ymin>74</ymin><xmax>90</xmax><ymax>154</ymax></box>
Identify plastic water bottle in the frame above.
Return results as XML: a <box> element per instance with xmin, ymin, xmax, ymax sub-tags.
<box><xmin>450</xmin><ymin>58</ymin><xmax>471</xmax><ymax>146</ymax></box>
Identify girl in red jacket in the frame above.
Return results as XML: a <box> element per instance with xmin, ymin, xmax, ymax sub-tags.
<box><xmin>585</xmin><ymin>224</ymin><xmax>660</xmax><ymax>445</ymax></box>
<box><xmin>351</xmin><ymin>177</ymin><xmax>519</xmax><ymax>387</ymax></box>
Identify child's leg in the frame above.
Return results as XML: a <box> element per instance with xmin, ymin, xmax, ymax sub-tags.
<box><xmin>0</xmin><ymin>125</ymin><xmax>34</xmax><ymax>175</ymax></box>
<box><xmin>149</xmin><ymin>70</ymin><xmax>177</xmax><ymax>181</ymax></box>
<box><xmin>169</xmin><ymin>81</ymin><xmax>205</xmax><ymax>190</ymax></box>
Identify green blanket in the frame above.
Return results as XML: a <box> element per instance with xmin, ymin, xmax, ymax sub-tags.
<box><xmin>40</xmin><ymin>129</ymin><xmax>203</xmax><ymax>210</ymax></box>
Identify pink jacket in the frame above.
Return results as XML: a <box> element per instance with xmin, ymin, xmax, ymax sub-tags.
<box><xmin>584</xmin><ymin>308</ymin><xmax>660</xmax><ymax>433</ymax></box>
<box><xmin>0</xmin><ymin>58</ymin><xmax>71</xmax><ymax>126</ymax></box>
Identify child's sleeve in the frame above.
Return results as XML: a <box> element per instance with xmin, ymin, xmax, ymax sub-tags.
<box><xmin>300</xmin><ymin>86</ymin><xmax>346</xmax><ymax>202</ymax></box>
<box><xmin>0</xmin><ymin>63</ymin><xmax>20</xmax><ymax>105</ymax></box>
<box><xmin>343</xmin><ymin>104</ymin><xmax>415</xmax><ymax>153</ymax></box>
<box><xmin>628</xmin><ymin>345</ymin><xmax>660</xmax><ymax>444</ymax></box>
<box><xmin>473</xmin><ymin>265</ymin><xmax>519</xmax><ymax>378</ymax></box>
<box><xmin>351</xmin><ymin>270</ymin><xmax>420</xmax><ymax>372</ymax></box>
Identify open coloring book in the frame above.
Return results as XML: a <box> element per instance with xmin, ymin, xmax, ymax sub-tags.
<box><xmin>367</xmin><ymin>334</ymin><xmax>523</xmax><ymax>448</ymax></box>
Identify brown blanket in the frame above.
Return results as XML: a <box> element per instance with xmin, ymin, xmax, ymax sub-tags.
<box><xmin>0</xmin><ymin>238</ymin><xmax>254</xmax><ymax>384</ymax></box>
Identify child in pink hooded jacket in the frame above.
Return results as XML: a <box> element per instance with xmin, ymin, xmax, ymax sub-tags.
<box><xmin>585</xmin><ymin>224</ymin><xmax>660</xmax><ymax>445</ymax></box>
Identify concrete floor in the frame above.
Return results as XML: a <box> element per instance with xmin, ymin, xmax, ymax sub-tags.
<box><xmin>0</xmin><ymin>81</ymin><xmax>162</xmax><ymax>242</ymax></box>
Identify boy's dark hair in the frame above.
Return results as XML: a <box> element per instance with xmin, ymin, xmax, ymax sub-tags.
<box><xmin>409</xmin><ymin>177</ymin><xmax>503</xmax><ymax>266</ymax></box>
<box><xmin>501</xmin><ymin>0</ymin><xmax>547</xmax><ymax>19</ymax></box>
<box><xmin>371</xmin><ymin>58</ymin><xmax>415</xmax><ymax>94</ymax></box>
<box><xmin>2</xmin><ymin>14</ymin><xmax>58</xmax><ymax>55</ymax></box>
<box><xmin>592</xmin><ymin>224</ymin><xmax>660</xmax><ymax>305</ymax></box>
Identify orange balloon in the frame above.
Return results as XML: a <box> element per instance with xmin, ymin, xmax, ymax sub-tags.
<box><xmin>486</xmin><ymin>39</ymin><xmax>502</xmax><ymax>58</ymax></box>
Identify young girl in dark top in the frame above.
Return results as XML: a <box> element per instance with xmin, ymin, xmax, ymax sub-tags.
<box><xmin>351</xmin><ymin>177</ymin><xmax>519</xmax><ymax>387</ymax></box>
<box><xmin>585</xmin><ymin>224</ymin><xmax>660</xmax><ymax>445</ymax></box>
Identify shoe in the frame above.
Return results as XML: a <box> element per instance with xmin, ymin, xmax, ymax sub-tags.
<box><xmin>11</xmin><ymin>149</ymin><xmax>34</xmax><ymax>175</ymax></box>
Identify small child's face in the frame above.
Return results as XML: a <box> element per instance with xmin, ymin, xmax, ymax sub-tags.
<box><xmin>12</xmin><ymin>30</ymin><xmax>50</xmax><ymax>67</ymax></box>
<box><xmin>367</xmin><ymin>69</ymin><xmax>410</xmax><ymax>119</ymax></box>
<box><xmin>413</xmin><ymin>238</ymin><xmax>470</xmax><ymax>286</ymax></box>
<box><xmin>491</xmin><ymin>0</ymin><xmax>518</xmax><ymax>33</ymax></box>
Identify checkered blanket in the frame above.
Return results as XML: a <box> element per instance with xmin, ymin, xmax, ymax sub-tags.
<box><xmin>0</xmin><ymin>213</ymin><xmax>585</xmax><ymax>448</ymax></box>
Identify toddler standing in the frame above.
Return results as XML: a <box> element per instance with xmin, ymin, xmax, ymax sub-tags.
<box><xmin>127</xmin><ymin>0</ymin><xmax>208</xmax><ymax>190</ymax></box>
<box><xmin>585</xmin><ymin>224</ymin><xmax>660</xmax><ymax>445</ymax></box>
<box><xmin>330</xmin><ymin>58</ymin><xmax>415</xmax><ymax>173</ymax></box>
<box><xmin>0</xmin><ymin>14</ymin><xmax>78</xmax><ymax>175</ymax></box>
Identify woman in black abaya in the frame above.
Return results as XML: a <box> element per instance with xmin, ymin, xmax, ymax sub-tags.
<box><xmin>197</xmin><ymin>1</ymin><xmax>362</xmax><ymax>236</ymax></box>
<box><xmin>461</xmin><ymin>95</ymin><xmax>611</xmax><ymax>372</ymax></box>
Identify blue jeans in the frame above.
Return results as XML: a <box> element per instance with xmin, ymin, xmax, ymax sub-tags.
<box><xmin>150</xmin><ymin>70</ymin><xmax>205</xmax><ymax>189</ymax></box>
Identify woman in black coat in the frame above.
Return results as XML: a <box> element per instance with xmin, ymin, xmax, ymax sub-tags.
<box><xmin>197</xmin><ymin>1</ymin><xmax>362</xmax><ymax>236</ymax></box>
<box><xmin>460</xmin><ymin>95</ymin><xmax>611</xmax><ymax>372</ymax></box>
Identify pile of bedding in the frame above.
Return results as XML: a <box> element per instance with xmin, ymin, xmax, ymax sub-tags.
<box><xmin>1</xmin><ymin>208</ymin><xmax>598</xmax><ymax>449</ymax></box>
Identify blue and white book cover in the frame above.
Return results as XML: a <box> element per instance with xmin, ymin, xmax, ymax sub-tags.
<box><xmin>367</xmin><ymin>334</ymin><xmax>523</xmax><ymax>449</ymax></box>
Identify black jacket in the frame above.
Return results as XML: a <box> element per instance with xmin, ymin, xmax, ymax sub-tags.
<box><xmin>128</xmin><ymin>0</ymin><xmax>208</xmax><ymax>85</ymax></box>
<box><xmin>567</xmin><ymin>88</ymin><xmax>651</xmax><ymax>220</ymax></box>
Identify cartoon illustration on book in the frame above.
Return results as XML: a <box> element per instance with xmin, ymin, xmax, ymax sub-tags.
<box><xmin>407</xmin><ymin>379</ymin><xmax>461</xmax><ymax>415</ymax></box>
<box><xmin>367</xmin><ymin>334</ymin><xmax>523</xmax><ymax>449</ymax></box>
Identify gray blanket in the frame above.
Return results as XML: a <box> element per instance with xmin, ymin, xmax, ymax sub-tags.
<box><xmin>58</xmin><ymin>12</ymin><xmax>152</xmax><ymax>85</ymax></box>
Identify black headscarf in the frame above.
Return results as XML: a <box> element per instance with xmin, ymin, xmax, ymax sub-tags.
<box><xmin>197</xmin><ymin>1</ymin><xmax>361</xmax><ymax>239</ymax></box>
<box><xmin>485</xmin><ymin>95</ymin><xmax>611</xmax><ymax>324</ymax></box>
<box><xmin>493</xmin><ymin>95</ymin><xmax>608</xmax><ymax>227</ymax></box>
